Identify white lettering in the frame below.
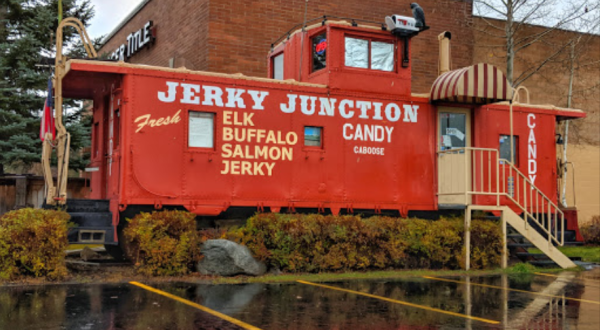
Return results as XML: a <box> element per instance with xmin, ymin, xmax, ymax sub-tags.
<box><xmin>343</xmin><ymin>123</ymin><xmax>353</xmax><ymax>140</ymax></box>
<box><xmin>225</xmin><ymin>88</ymin><xmax>246</xmax><ymax>108</ymax></box>
<box><xmin>403</xmin><ymin>105</ymin><xmax>419</xmax><ymax>122</ymax></box>
<box><xmin>248</xmin><ymin>90</ymin><xmax>269</xmax><ymax>110</ymax></box>
<box><xmin>280</xmin><ymin>94</ymin><xmax>297</xmax><ymax>113</ymax></box>
<box><xmin>356</xmin><ymin>101</ymin><xmax>372</xmax><ymax>119</ymax></box>
<box><xmin>318</xmin><ymin>98</ymin><xmax>336</xmax><ymax>116</ymax></box>
<box><xmin>180</xmin><ymin>83</ymin><xmax>200</xmax><ymax>104</ymax></box>
<box><xmin>339</xmin><ymin>99</ymin><xmax>354</xmax><ymax>119</ymax></box>
<box><xmin>158</xmin><ymin>81</ymin><xmax>179</xmax><ymax>103</ymax></box>
<box><xmin>300</xmin><ymin>95</ymin><xmax>317</xmax><ymax>115</ymax></box>
<box><xmin>202</xmin><ymin>86</ymin><xmax>224</xmax><ymax>107</ymax></box>
<box><xmin>385</xmin><ymin>103</ymin><xmax>401</xmax><ymax>122</ymax></box>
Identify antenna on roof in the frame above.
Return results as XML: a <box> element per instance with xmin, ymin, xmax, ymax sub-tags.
<box><xmin>298</xmin><ymin>0</ymin><xmax>309</xmax><ymax>81</ymax></box>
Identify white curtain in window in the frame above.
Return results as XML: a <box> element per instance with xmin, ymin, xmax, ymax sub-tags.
<box><xmin>345</xmin><ymin>37</ymin><xmax>368</xmax><ymax>69</ymax></box>
<box><xmin>371</xmin><ymin>41</ymin><xmax>394</xmax><ymax>71</ymax></box>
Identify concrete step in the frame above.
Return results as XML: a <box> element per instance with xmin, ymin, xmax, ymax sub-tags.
<box><xmin>65</xmin><ymin>199</ymin><xmax>110</xmax><ymax>213</ymax></box>
<box><xmin>69</xmin><ymin>212</ymin><xmax>113</xmax><ymax>227</ymax></box>
<box><xmin>503</xmin><ymin>207</ymin><xmax>577</xmax><ymax>269</ymax></box>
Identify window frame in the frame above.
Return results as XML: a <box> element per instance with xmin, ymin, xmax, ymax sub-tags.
<box><xmin>310</xmin><ymin>31</ymin><xmax>328</xmax><ymax>74</ymax></box>
<box><xmin>499</xmin><ymin>134</ymin><xmax>519</xmax><ymax>166</ymax></box>
<box><xmin>271</xmin><ymin>51</ymin><xmax>284</xmax><ymax>80</ymax></box>
<box><xmin>187</xmin><ymin>110</ymin><xmax>217</xmax><ymax>152</ymax></box>
<box><xmin>303</xmin><ymin>126</ymin><xmax>324</xmax><ymax>150</ymax></box>
<box><xmin>343</xmin><ymin>34</ymin><xmax>396</xmax><ymax>72</ymax></box>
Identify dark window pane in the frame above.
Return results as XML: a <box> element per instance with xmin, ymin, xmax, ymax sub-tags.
<box><xmin>312</xmin><ymin>33</ymin><xmax>327</xmax><ymax>72</ymax></box>
<box><xmin>499</xmin><ymin>135</ymin><xmax>518</xmax><ymax>164</ymax></box>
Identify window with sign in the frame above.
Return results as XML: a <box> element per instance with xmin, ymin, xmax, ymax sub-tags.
<box><xmin>345</xmin><ymin>36</ymin><xmax>394</xmax><ymax>71</ymax></box>
<box><xmin>304</xmin><ymin>126</ymin><xmax>323</xmax><ymax>148</ymax></box>
<box><xmin>312</xmin><ymin>33</ymin><xmax>327</xmax><ymax>72</ymax></box>
<box><xmin>189</xmin><ymin>111</ymin><xmax>214</xmax><ymax>148</ymax></box>
<box><xmin>439</xmin><ymin>112</ymin><xmax>466</xmax><ymax>151</ymax></box>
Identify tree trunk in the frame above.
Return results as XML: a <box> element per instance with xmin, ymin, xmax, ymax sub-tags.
<box><xmin>505</xmin><ymin>0</ymin><xmax>514</xmax><ymax>86</ymax></box>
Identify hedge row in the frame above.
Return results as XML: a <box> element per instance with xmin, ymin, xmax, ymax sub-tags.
<box><xmin>124</xmin><ymin>210</ymin><xmax>202</xmax><ymax>276</ymax></box>
<box><xmin>581</xmin><ymin>215</ymin><xmax>600</xmax><ymax>245</ymax></box>
<box><xmin>0</xmin><ymin>208</ymin><xmax>71</xmax><ymax>280</ymax></box>
<box><xmin>225</xmin><ymin>213</ymin><xmax>502</xmax><ymax>272</ymax></box>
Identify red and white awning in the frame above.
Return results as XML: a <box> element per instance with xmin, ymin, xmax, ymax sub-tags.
<box><xmin>430</xmin><ymin>63</ymin><xmax>513</xmax><ymax>104</ymax></box>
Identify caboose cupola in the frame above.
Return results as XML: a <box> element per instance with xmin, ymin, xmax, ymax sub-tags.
<box><xmin>268</xmin><ymin>17</ymin><xmax>424</xmax><ymax>97</ymax></box>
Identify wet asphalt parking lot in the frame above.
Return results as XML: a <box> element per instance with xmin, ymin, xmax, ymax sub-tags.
<box><xmin>1</xmin><ymin>268</ymin><xmax>599</xmax><ymax>330</ymax></box>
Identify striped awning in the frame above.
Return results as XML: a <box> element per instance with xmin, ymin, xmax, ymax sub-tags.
<box><xmin>430</xmin><ymin>63</ymin><xmax>513</xmax><ymax>104</ymax></box>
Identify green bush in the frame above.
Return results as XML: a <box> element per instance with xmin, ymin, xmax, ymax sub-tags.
<box><xmin>581</xmin><ymin>215</ymin><xmax>600</xmax><ymax>245</ymax></box>
<box><xmin>124</xmin><ymin>210</ymin><xmax>201</xmax><ymax>276</ymax></box>
<box><xmin>0</xmin><ymin>208</ymin><xmax>71</xmax><ymax>280</ymax></box>
<box><xmin>229</xmin><ymin>214</ymin><xmax>502</xmax><ymax>272</ymax></box>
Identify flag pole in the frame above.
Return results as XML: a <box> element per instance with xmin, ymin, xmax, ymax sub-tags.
<box><xmin>58</xmin><ymin>0</ymin><xmax>63</xmax><ymax>23</ymax></box>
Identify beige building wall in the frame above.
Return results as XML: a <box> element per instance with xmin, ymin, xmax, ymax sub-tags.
<box><xmin>564</xmin><ymin>144</ymin><xmax>600</xmax><ymax>226</ymax></box>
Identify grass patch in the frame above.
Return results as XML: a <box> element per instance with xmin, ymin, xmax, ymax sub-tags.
<box><xmin>528</xmin><ymin>246</ymin><xmax>600</xmax><ymax>263</ymax></box>
<box><xmin>206</xmin><ymin>265</ymin><xmax>566</xmax><ymax>285</ymax></box>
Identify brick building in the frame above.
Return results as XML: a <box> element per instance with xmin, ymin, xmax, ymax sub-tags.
<box><xmin>99</xmin><ymin>0</ymin><xmax>475</xmax><ymax>94</ymax></box>
<box><xmin>98</xmin><ymin>0</ymin><xmax>599</xmax><ymax>224</ymax></box>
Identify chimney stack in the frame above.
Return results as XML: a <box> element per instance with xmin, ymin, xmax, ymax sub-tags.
<box><xmin>438</xmin><ymin>31</ymin><xmax>452</xmax><ymax>75</ymax></box>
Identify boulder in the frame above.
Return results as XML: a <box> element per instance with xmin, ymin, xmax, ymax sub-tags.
<box><xmin>197</xmin><ymin>239</ymin><xmax>267</xmax><ymax>276</ymax></box>
<box><xmin>80</xmin><ymin>247</ymin><xmax>100</xmax><ymax>261</ymax></box>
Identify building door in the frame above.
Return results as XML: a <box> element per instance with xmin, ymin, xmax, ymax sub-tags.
<box><xmin>437</xmin><ymin>107</ymin><xmax>472</xmax><ymax>206</ymax></box>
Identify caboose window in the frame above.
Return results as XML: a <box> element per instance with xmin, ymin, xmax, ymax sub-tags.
<box><xmin>499</xmin><ymin>135</ymin><xmax>519</xmax><ymax>165</ymax></box>
<box><xmin>304</xmin><ymin>126</ymin><xmax>322</xmax><ymax>147</ymax></box>
<box><xmin>273</xmin><ymin>53</ymin><xmax>284</xmax><ymax>80</ymax></box>
<box><xmin>439</xmin><ymin>112</ymin><xmax>466</xmax><ymax>151</ymax></box>
<box><xmin>188</xmin><ymin>111</ymin><xmax>214</xmax><ymax>148</ymax></box>
<box><xmin>345</xmin><ymin>37</ymin><xmax>394</xmax><ymax>71</ymax></box>
<box><xmin>312</xmin><ymin>33</ymin><xmax>327</xmax><ymax>72</ymax></box>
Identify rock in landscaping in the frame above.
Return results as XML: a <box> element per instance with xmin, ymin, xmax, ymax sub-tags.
<box><xmin>197</xmin><ymin>239</ymin><xmax>267</xmax><ymax>276</ymax></box>
<box><xmin>80</xmin><ymin>247</ymin><xmax>100</xmax><ymax>261</ymax></box>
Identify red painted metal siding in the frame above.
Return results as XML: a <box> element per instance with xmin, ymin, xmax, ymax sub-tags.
<box><xmin>117</xmin><ymin>71</ymin><xmax>437</xmax><ymax>215</ymax></box>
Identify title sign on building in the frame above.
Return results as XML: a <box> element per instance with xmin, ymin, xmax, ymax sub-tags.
<box><xmin>110</xmin><ymin>21</ymin><xmax>156</xmax><ymax>61</ymax></box>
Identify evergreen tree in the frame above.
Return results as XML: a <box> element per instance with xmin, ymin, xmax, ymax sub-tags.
<box><xmin>0</xmin><ymin>0</ymin><xmax>94</xmax><ymax>175</ymax></box>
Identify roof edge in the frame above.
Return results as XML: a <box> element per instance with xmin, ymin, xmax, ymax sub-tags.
<box><xmin>100</xmin><ymin>0</ymin><xmax>153</xmax><ymax>47</ymax></box>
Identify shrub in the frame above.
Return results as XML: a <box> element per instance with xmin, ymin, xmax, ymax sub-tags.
<box><xmin>0</xmin><ymin>208</ymin><xmax>71</xmax><ymax>280</ymax></box>
<box><xmin>124</xmin><ymin>210</ymin><xmax>201</xmax><ymax>276</ymax></box>
<box><xmin>229</xmin><ymin>214</ymin><xmax>502</xmax><ymax>272</ymax></box>
<box><xmin>581</xmin><ymin>215</ymin><xmax>600</xmax><ymax>245</ymax></box>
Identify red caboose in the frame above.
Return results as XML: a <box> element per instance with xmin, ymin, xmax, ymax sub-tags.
<box><xmin>58</xmin><ymin>20</ymin><xmax>584</xmax><ymax>267</ymax></box>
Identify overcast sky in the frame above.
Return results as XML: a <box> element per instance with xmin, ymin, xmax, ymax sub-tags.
<box><xmin>87</xmin><ymin>0</ymin><xmax>145</xmax><ymax>40</ymax></box>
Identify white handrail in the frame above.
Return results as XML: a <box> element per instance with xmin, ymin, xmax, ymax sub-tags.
<box><xmin>437</xmin><ymin>147</ymin><xmax>565</xmax><ymax>247</ymax></box>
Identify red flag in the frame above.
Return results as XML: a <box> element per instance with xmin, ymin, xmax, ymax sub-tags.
<box><xmin>40</xmin><ymin>79</ymin><xmax>55</xmax><ymax>141</ymax></box>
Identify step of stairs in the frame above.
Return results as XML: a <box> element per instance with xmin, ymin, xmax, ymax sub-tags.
<box><xmin>502</xmin><ymin>207</ymin><xmax>577</xmax><ymax>269</ymax></box>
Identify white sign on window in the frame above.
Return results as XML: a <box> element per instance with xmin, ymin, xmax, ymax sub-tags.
<box><xmin>371</xmin><ymin>41</ymin><xmax>394</xmax><ymax>71</ymax></box>
<box><xmin>189</xmin><ymin>112</ymin><xmax>214</xmax><ymax>148</ymax></box>
<box><xmin>345</xmin><ymin>37</ymin><xmax>369</xmax><ymax>68</ymax></box>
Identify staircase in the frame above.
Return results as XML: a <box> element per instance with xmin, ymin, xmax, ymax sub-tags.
<box><xmin>438</xmin><ymin>147</ymin><xmax>577</xmax><ymax>269</ymax></box>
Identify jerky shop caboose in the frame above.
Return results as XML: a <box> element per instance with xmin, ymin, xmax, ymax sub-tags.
<box><xmin>51</xmin><ymin>19</ymin><xmax>585</xmax><ymax>268</ymax></box>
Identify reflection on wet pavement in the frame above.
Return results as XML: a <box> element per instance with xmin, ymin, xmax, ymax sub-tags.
<box><xmin>0</xmin><ymin>268</ymin><xmax>598</xmax><ymax>330</ymax></box>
